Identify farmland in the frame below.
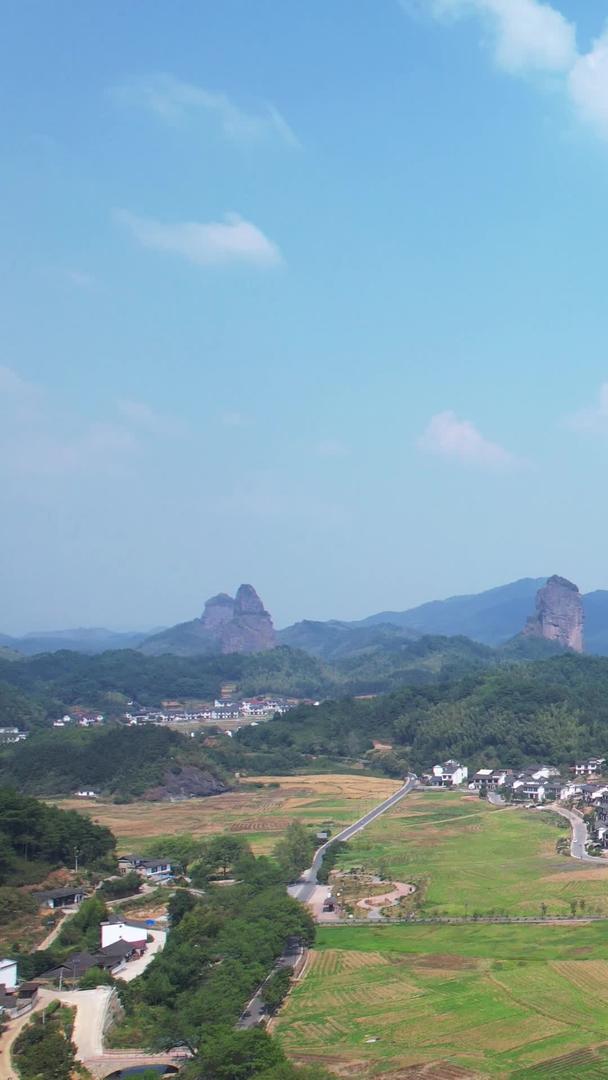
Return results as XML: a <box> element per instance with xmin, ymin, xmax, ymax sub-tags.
<box><xmin>56</xmin><ymin>773</ymin><xmax>400</xmax><ymax>855</ymax></box>
<box><xmin>276</xmin><ymin>924</ymin><xmax>608</xmax><ymax>1077</ymax></box>
<box><xmin>334</xmin><ymin>790</ymin><xmax>608</xmax><ymax>917</ymax></box>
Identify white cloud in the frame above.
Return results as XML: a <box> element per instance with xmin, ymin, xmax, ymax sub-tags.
<box><xmin>569</xmin><ymin>29</ymin><xmax>608</xmax><ymax>136</ymax></box>
<box><xmin>405</xmin><ymin>2</ymin><xmax>608</xmax><ymax>144</ymax></box>
<box><xmin>430</xmin><ymin>0</ymin><xmax>576</xmax><ymax>73</ymax></box>
<box><xmin>567</xmin><ymin>382</ymin><xmax>608</xmax><ymax>431</ymax></box>
<box><xmin>419</xmin><ymin>410</ymin><xmax>517</xmax><ymax>469</ymax></box>
<box><xmin>111</xmin><ymin>74</ymin><xmax>300</xmax><ymax>148</ymax></box>
<box><xmin>118</xmin><ymin>210</ymin><xmax>282</xmax><ymax>268</ymax></box>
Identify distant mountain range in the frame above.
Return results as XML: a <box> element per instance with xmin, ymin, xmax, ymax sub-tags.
<box><xmin>5</xmin><ymin>576</ymin><xmax>608</xmax><ymax>658</ymax></box>
<box><xmin>0</xmin><ymin>627</ymin><xmax>152</xmax><ymax>656</ymax></box>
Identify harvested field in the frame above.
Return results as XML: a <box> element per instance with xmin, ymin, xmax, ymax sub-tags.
<box><xmin>55</xmin><ymin>773</ymin><xmax>400</xmax><ymax>855</ymax></box>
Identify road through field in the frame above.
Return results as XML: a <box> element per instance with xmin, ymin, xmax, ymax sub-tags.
<box><xmin>288</xmin><ymin>777</ymin><xmax>416</xmax><ymax>905</ymax></box>
<box><xmin>548</xmin><ymin>803</ymin><xmax>608</xmax><ymax>863</ymax></box>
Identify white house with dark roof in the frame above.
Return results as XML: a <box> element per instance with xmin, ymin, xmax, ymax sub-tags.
<box><xmin>432</xmin><ymin>760</ymin><xmax>468</xmax><ymax>787</ymax></box>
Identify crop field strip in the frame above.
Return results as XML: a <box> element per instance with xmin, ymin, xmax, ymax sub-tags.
<box><xmin>278</xmin><ymin>925</ymin><xmax>608</xmax><ymax>1077</ymax></box>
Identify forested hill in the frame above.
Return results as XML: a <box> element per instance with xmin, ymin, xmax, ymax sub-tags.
<box><xmin>0</xmin><ymin>636</ymin><xmax>500</xmax><ymax>718</ymax></box>
<box><xmin>228</xmin><ymin>653</ymin><xmax>608</xmax><ymax>776</ymax></box>
<box><xmin>0</xmin><ymin>725</ymin><xmax>229</xmax><ymax>800</ymax></box>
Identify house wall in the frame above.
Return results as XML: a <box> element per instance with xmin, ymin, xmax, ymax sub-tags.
<box><xmin>101</xmin><ymin>923</ymin><xmax>147</xmax><ymax>949</ymax></box>
<box><xmin>0</xmin><ymin>960</ymin><xmax>18</xmax><ymax>989</ymax></box>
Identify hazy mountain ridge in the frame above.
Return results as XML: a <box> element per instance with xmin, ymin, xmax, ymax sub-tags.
<box><xmin>6</xmin><ymin>576</ymin><xmax>608</xmax><ymax>658</ymax></box>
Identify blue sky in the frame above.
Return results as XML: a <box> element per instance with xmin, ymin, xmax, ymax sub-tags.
<box><xmin>3</xmin><ymin>0</ymin><xmax>608</xmax><ymax>633</ymax></box>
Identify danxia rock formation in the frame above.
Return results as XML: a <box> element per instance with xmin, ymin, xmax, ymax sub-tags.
<box><xmin>523</xmin><ymin>575</ymin><xmax>584</xmax><ymax>653</ymax></box>
<box><xmin>140</xmin><ymin>584</ymin><xmax>276</xmax><ymax>656</ymax></box>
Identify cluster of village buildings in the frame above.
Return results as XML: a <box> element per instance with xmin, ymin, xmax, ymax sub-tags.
<box><xmin>0</xmin><ymin>915</ymin><xmax>157</xmax><ymax>1019</ymax></box>
<box><xmin>123</xmin><ymin>696</ymin><xmax>298</xmax><ymax>725</ymax></box>
<box><xmin>426</xmin><ymin>757</ymin><xmax>608</xmax><ymax>847</ymax></box>
<box><xmin>1</xmin><ymin>694</ymin><xmax>299</xmax><ymax>744</ymax></box>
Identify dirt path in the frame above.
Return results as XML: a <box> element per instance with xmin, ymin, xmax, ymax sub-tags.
<box><xmin>357</xmin><ymin>881</ymin><xmax>415</xmax><ymax>911</ymax></box>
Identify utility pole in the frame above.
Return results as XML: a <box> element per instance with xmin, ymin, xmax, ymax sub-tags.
<box><xmin>74</xmin><ymin>846</ymin><xmax>81</xmax><ymax>872</ymax></box>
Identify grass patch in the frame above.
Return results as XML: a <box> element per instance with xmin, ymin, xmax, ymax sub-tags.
<box><xmin>335</xmin><ymin>791</ymin><xmax>608</xmax><ymax>916</ymax></box>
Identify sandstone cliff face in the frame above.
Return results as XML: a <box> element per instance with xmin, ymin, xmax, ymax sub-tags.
<box><xmin>523</xmin><ymin>575</ymin><xmax>584</xmax><ymax>652</ymax></box>
<box><xmin>140</xmin><ymin>584</ymin><xmax>276</xmax><ymax>656</ymax></box>
<box><xmin>201</xmin><ymin>593</ymin><xmax>236</xmax><ymax>631</ymax></box>
<box><xmin>214</xmin><ymin>584</ymin><xmax>276</xmax><ymax>654</ymax></box>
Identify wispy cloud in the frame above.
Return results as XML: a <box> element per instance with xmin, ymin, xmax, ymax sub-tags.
<box><xmin>569</xmin><ymin>30</ymin><xmax>608</xmax><ymax>138</ymax></box>
<box><xmin>117</xmin><ymin>398</ymin><xmax>186</xmax><ymax>436</ymax></box>
<box><xmin>403</xmin><ymin>2</ymin><xmax>608</xmax><ymax>144</ymax></box>
<box><xmin>110</xmin><ymin>74</ymin><xmax>300</xmax><ymax>148</ymax></box>
<box><xmin>567</xmin><ymin>382</ymin><xmax>608</xmax><ymax>432</ymax></box>
<box><xmin>220</xmin><ymin>410</ymin><xmax>246</xmax><ymax>428</ymax></box>
<box><xmin>0</xmin><ymin>366</ymin><xmax>180</xmax><ymax>479</ymax></box>
<box><xmin>117</xmin><ymin>210</ymin><xmax>283</xmax><ymax>268</ymax></box>
<box><xmin>419</xmin><ymin>410</ymin><xmax>517</xmax><ymax>469</ymax></box>
<box><xmin>317</xmin><ymin>439</ymin><xmax>350</xmax><ymax>459</ymax></box>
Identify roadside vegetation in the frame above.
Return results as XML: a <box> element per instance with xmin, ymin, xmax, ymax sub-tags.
<box><xmin>13</xmin><ymin>1002</ymin><xmax>78</xmax><ymax>1080</ymax></box>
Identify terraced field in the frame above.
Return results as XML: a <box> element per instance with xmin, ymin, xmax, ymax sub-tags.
<box><xmin>335</xmin><ymin>790</ymin><xmax>608</xmax><ymax>917</ymax></box>
<box><xmin>277</xmin><ymin>925</ymin><xmax>608</xmax><ymax>1077</ymax></box>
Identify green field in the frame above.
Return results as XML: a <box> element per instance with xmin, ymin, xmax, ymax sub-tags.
<box><xmin>335</xmin><ymin>790</ymin><xmax>608</xmax><ymax>917</ymax></box>
<box><xmin>276</xmin><ymin>924</ymin><xmax>608</xmax><ymax>1077</ymax></box>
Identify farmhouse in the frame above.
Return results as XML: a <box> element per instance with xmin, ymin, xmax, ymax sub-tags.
<box><xmin>35</xmin><ymin>887</ymin><xmax>86</xmax><ymax>909</ymax></box>
<box><xmin>573</xmin><ymin>757</ymin><xmax>606</xmax><ymax>776</ymax></box>
<box><xmin>0</xmin><ymin>958</ymin><xmax>18</xmax><ymax>990</ymax></box>
<box><xmin>432</xmin><ymin>760</ymin><xmax>468</xmax><ymax>787</ymax></box>
<box><xmin>117</xmin><ymin>854</ymin><xmax>173</xmax><ymax>879</ymax></box>
<box><xmin>101</xmin><ymin>920</ymin><xmax>147</xmax><ymax>950</ymax></box>
<box><xmin>470</xmin><ymin>768</ymin><xmax>511</xmax><ymax>792</ymax></box>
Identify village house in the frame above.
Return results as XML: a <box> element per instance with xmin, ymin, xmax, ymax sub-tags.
<box><xmin>573</xmin><ymin>757</ymin><xmax>606</xmax><ymax>776</ymax></box>
<box><xmin>100</xmin><ymin>920</ymin><xmax>147</xmax><ymax>950</ymax></box>
<box><xmin>35</xmin><ymin>887</ymin><xmax>86</xmax><ymax>910</ymax></box>
<box><xmin>0</xmin><ymin>727</ymin><xmax>29</xmax><ymax>744</ymax></box>
<box><xmin>469</xmin><ymin>768</ymin><xmax>512</xmax><ymax>792</ymax></box>
<box><xmin>431</xmin><ymin>760</ymin><xmax>468</xmax><ymax>787</ymax></box>
<box><xmin>117</xmin><ymin>854</ymin><xmax>173</xmax><ymax>880</ymax></box>
<box><xmin>0</xmin><ymin>959</ymin><xmax>18</xmax><ymax>991</ymax></box>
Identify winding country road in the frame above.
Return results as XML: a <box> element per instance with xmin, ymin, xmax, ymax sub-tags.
<box><xmin>547</xmin><ymin>803</ymin><xmax>608</xmax><ymax>863</ymax></box>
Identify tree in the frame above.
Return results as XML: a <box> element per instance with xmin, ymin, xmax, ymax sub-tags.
<box><xmin>187</xmin><ymin>1027</ymin><xmax>285</xmax><ymax>1080</ymax></box>
<box><xmin>273</xmin><ymin>823</ymin><xmax>315</xmax><ymax>883</ymax></box>
<box><xmin>261</xmin><ymin>967</ymin><xmax>293</xmax><ymax>1014</ymax></box>
<box><xmin>13</xmin><ymin>1011</ymin><xmax>77</xmax><ymax>1080</ymax></box>
<box><xmin>168</xmin><ymin>889</ymin><xmax>198</xmax><ymax>927</ymax></box>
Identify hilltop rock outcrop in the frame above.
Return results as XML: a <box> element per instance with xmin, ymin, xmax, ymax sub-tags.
<box><xmin>218</xmin><ymin>584</ymin><xmax>276</xmax><ymax>654</ymax></box>
<box><xmin>523</xmin><ymin>575</ymin><xmax>584</xmax><ymax>652</ymax></box>
<box><xmin>139</xmin><ymin>584</ymin><xmax>276</xmax><ymax>656</ymax></box>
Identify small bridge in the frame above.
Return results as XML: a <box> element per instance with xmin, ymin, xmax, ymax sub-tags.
<box><xmin>85</xmin><ymin>1048</ymin><xmax>188</xmax><ymax>1078</ymax></box>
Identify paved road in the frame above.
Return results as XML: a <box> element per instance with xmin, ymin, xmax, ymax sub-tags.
<box><xmin>548</xmin><ymin>803</ymin><xmax>608</xmax><ymax>863</ymax></box>
<box><xmin>237</xmin><ymin>944</ymin><xmax>304</xmax><ymax>1030</ymax></box>
<box><xmin>288</xmin><ymin>777</ymin><xmax>416</xmax><ymax>905</ymax></box>
<box><xmin>117</xmin><ymin>928</ymin><xmax>166</xmax><ymax>982</ymax></box>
